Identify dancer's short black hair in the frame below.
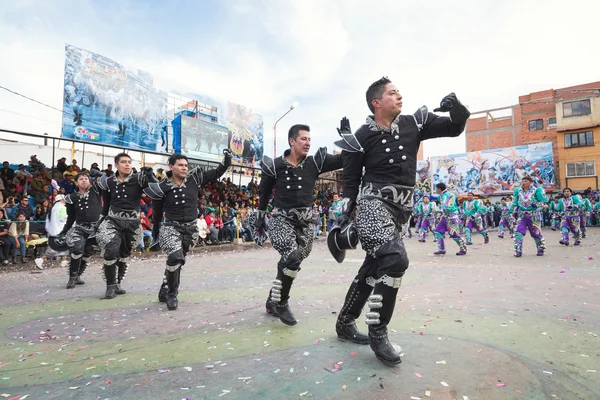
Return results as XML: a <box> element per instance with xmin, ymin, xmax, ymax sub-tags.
<box><xmin>467</xmin><ymin>192</ymin><xmax>474</xmax><ymax>196</ymax></box>
<box><xmin>436</xmin><ymin>183</ymin><xmax>446</xmax><ymax>191</ymax></box>
<box><xmin>168</xmin><ymin>154</ymin><xmax>188</xmax><ymax>166</ymax></box>
<box><xmin>288</xmin><ymin>124</ymin><xmax>310</xmax><ymax>145</ymax></box>
<box><xmin>366</xmin><ymin>76</ymin><xmax>392</xmax><ymax>113</ymax></box>
<box><xmin>114</xmin><ymin>152</ymin><xmax>131</xmax><ymax>164</ymax></box>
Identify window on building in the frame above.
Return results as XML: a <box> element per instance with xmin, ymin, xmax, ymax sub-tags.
<box><xmin>566</xmin><ymin>161</ymin><xmax>595</xmax><ymax>178</ymax></box>
<box><xmin>529</xmin><ymin>119</ymin><xmax>543</xmax><ymax>131</ymax></box>
<box><xmin>563</xmin><ymin>99</ymin><xmax>591</xmax><ymax>117</ymax></box>
<box><xmin>548</xmin><ymin>117</ymin><xmax>557</xmax><ymax>125</ymax></box>
<box><xmin>564</xmin><ymin>131</ymin><xmax>594</xmax><ymax>148</ymax></box>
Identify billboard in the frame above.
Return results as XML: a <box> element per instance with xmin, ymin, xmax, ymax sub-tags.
<box><xmin>181</xmin><ymin>94</ymin><xmax>264</xmax><ymax>167</ymax></box>
<box><xmin>61</xmin><ymin>44</ymin><xmax>169</xmax><ymax>152</ymax></box>
<box><xmin>431</xmin><ymin>142</ymin><xmax>555</xmax><ymax>195</ymax></box>
<box><xmin>175</xmin><ymin>116</ymin><xmax>230</xmax><ymax>163</ymax></box>
<box><xmin>414</xmin><ymin>159</ymin><xmax>432</xmax><ymax>203</ymax></box>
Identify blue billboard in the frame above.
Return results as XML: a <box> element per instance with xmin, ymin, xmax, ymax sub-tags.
<box><xmin>61</xmin><ymin>44</ymin><xmax>169</xmax><ymax>152</ymax></box>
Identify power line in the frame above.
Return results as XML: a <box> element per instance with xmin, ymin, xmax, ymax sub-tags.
<box><xmin>0</xmin><ymin>84</ymin><xmax>120</xmax><ymax>132</ymax></box>
<box><xmin>0</xmin><ymin>107</ymin><xmax>60</xmax><ymax>125</ymax></box>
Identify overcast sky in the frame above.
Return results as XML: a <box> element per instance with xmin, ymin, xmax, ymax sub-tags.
<box><xmin>1</xmin><ymin>0</ymin><xmax>599</xmax><ymax>160</ymax></box>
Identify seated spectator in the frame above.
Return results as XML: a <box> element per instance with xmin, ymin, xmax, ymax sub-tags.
<box><xmin>197</xmin><ymin>215</ymin><xmax>209</xmax><ymax>246</ymax></box>
<box><xmin>14</xmin><ymin>175</ymin><xmax>28</xmax><ymax>196</ymax></box>
<box><xmin>34</xmin><ymin>184</ymin><xmax>50</xmax><ymax>204</ymax></box>
<box><xmin>59</xmin><ymin>174</ymin><xmax>76</xmax><ymax>194</ymax></box>
<box><xmin>139</xmin><ymin>211</ymin><xmax>153</xmax><ymax>252</ymax></box>
<box><xmin>0</xmin><ymin>161</ymin><xmax>15</xmax><ymax>188</ymax></box>
<box><xmin>14</xmin><ymin>164</ymin><xmax>32</xmax><ymax>181</ymax></box>
<box><xmin>63</xmin><ymin>165</ymin><xmax>78</xmax><ymax>180</ymax></box>
<box><xmin>0</xmin><ymin>209</ymin><xmax>11</xmax><ymax>265</ymax></box>
<box><xmin>35</xmin><ymin>199</ymin><xmax>50</xmax><ymax>221</ymax></box>
<box><xmin>7</xmin><ymin>211</ymin><xmax>36</xmax><ymax>263</ymax></box>
<box><xmin>89</xmin><ymin>163</ymin><xmax>101</xmax><ymax>179</ymax></box>
<box><xmin>12</xmin><ymin>197</ymin><xmax>34</xmax><ymax>220</ymax></box>
<box><xmin>204</xmin><ymin>211</ymin><xmax>219</xmax><ymax>244</ymax></box>
<box><xmin>71</xmin><ymin>159</ymin><xmax>81</xmax><ymax>172</ymax></box>
<box><xmin>29</xmin><ymin>155</ymin><xmax>46</xmax><ymax>172</ymax></box>
<box><xmin>56</xmin><ymin>157</ymin><xmax>68</xmax><ymax>175</ymax></box>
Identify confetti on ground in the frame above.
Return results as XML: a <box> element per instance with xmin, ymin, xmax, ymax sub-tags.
<box><xmin>586</xmin><ymin>370</ymin><xmax>596</xmax><ymax>373</ymax></box>
<box><xmin>496</xmin><ymin>382</ymin><xmax>506</xmax><ymax>387</ymax></box>
<box><xmin>273</xmin><ymin>369</ymin><xmax>280</xmax><ymax>374</ymax></box>
<box><xmin>436</xmin><ymin>360</ymin><xmax>446</xmax><ymax>364</ymax></box>
<box><xmin>411</xmin><ymin>397</ymin><xmax>422</xmax><ymax>400</ymax></box>
<box><xmin>415</xmin><ymin>373</ymin><xmax>423</xmax><ymax>378</ymax></box>
<box><xmin>425</xmin><ymin>390</ymin><xmax>431</xmax><ymax>397</ymax></box>
<box><xmin>514</xmin><ymin>389</ymin><xmax>522</xmax><ymax>393</ymax></box>
<box><xmin>543</xmin><ymin>371</ymin><xmax>553</xmax><ymax>375</ymax></box>
<box><xmin>440</xmin><ymin>382</ymin><xmax>449</xmax><ymax>387</ymax></box>
<box><xmin>69</xmin><ymin>387</ymin><xmax>79</xmax><ymax>390</ymax></box>
<box><xmin>299</xmin><ymin>392</ymin><xmax>309</xmax><ymax>397</ymax></box>
<box><xmin>303</xmin><ymin>352</ymin><xmax>310</xmax><ymax>356</ymax></box>
<box><xmin>342</xmin><ymin>385</ymin><xmax>347</xmax><ymax>391</ymax></box>
<box><xmin>463</xmin><ymin>396</ymin><xmax>469</xmax><ymax>400</ymax></box>
<box><xmin>184</xmin><ymin>367</ymin><xmax>192</xmax><ymax>372</ymax></box>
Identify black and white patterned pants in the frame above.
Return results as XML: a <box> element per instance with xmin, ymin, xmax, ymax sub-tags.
<box><xmin>96</xmin><ymin>217</ymin><xmax>142</xmax><ymax>264</ymax></box>
<box><xmin>66</xmin><ymin>223</ymin><xmax>96</xmax><ymax>260</ymax></box>
<box><xmin>268</xmin><ymin>208</ymin><xmax>314</xmax><ymax>269</ymax></box>
<box><xmin>159</xmin><ymin>221</ymin><xmax>199</xmax><ymax>271</ymax></box>
<box><xmin>355</xmin><ymin>198</ymin><xmax>409</xmax><ymax>257</ymax></box>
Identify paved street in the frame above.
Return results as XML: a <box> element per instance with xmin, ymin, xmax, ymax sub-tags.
<box><xmin>0</xmin><ymin>228</ymin><xmax>598</xmax><ymax>400</ymax></box>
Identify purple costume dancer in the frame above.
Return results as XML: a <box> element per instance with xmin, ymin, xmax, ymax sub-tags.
<box><xmin>497</xmin><ymin>197</ymin><xmax>514</xmax><ymax>239</ymax></box>
<box><xmin>433</xmin><ymin>183</ymin><xmax>467</xmax><ymax>256</ymax></box>
<box><xmin>417</xmin><ymin>196</ymin><xmax>436</xmax><ymax>242</ymax></box>
<box><xmin>557</xmin><ymin>188</ymin><xmax>582</xmax><ymax>246</ymax></box>
<box><xmin>462</xmin><ymin>192</ymin><xmax>489</xmax><ymax>245</ymax></box>
<box><xmin>511</xmin><ymin>176</ymin><xmax>547</xmax><ymax>257</ymax></box>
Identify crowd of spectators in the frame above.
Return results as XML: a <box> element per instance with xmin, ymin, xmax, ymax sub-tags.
<box><xmin>0</xmin><ymin>153</ymin><xmax>343</xmax><ymax>265</ymax></box>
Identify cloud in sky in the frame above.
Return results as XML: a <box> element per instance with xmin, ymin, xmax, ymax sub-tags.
<box><xmin>1</xmin><ymin>0</ymin><xmax>599</xmax><ymax>159</ymax></box>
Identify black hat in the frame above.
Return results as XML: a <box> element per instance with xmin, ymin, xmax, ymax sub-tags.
<box><xmin>327</xmin><ymin>223</ymin><xmax>358</xmax><ymax>263</ymax></box>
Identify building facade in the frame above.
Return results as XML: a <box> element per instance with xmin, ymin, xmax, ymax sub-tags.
<box><xmin>465</xmin><ymin>82</ymin><xmax>600</xmax><ymax>190</ymax></box>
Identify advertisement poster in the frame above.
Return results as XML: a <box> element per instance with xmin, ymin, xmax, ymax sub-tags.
<box><xmin>61</xmin><ymin>44</ymin><xmax>169</xmax><ymax>152</ymax></box>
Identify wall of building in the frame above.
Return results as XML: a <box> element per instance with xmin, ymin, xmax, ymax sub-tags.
<box><xmin>556</xmin><ymin>126</ymin><xmax>600</xmax><ymax>190</ymax></box>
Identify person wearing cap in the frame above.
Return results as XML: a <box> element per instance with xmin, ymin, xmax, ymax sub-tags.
<box><xmin>511</xmin><ymin>175</ymin><xmax>548</xmax><ymax>257</ymax></box>
<box><xmin>96</xmin><ymin>153</ymin><xmax>156</xmax><ymax>299</ymax></box>
<box><xmin>57</xmin><ymin>173</ymin><xmax>103</xmax><ymax>288</ymax></box>
<box><xmin>332</xmin><ymin>77</ymin><xmax>470</xmax><ymax>365</ymax></box>
<box><xmin>250</xmin><ymin>124</ymin><xmax>342</xmax><ymax>326</ymax></box>
<box><xmin>56</xmin><ymin>158</ymin><xmax>68</xmax><ymax>175</ymax></box>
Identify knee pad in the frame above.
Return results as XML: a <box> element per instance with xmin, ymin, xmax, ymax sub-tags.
<box><xmin>278</xmin><ymin>249</ymin><xmax>301</xmax><ymax>277</ymax></box>
<box><xmin>167</xmin><ymin>250</ymin><xmax>185</xmax><ymax>269</ymax></box>
<box><xmin>374</xmin><ymin>239</ymin><xmax>409</xmax><ymax>278</ymax></box>
<box><xmin>103</xmin><ymin>247</ymin><xmax>119</xmax><ymax>263</ymax></box>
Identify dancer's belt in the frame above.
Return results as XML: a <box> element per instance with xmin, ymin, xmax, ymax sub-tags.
<box><xmin>271</xmin><ymin>207</ymin><xmax>313</xmax><ymax>223</ymax></box>
<box><xmin>360</xmin><ymin>182</ymin><xmax>414</xmax><ymax>207</ymax></box>
<box><xmin>164</xmin><ymin>219</ymin><xmax>197</xmax><ymax>227</ymax></box>
<box><xmin>520</xmin><ymin>210</ymin><xmax>534</xmax><ymax>216</ymax></box>
<box><xmin>108</xmin><ymin>208</ymin><xmax>140</xmax><ymax>220</ymax></box>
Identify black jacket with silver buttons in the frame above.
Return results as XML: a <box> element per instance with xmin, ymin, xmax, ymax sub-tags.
<box><xmin>98</xmin><ymin>172</ymin><xmax>153</xmax><ymax>214</ymax></box>
<box><xmin>62</xmin><ymin>183</ymin><xmax>103</xmax><ymax>232</ymax></box>
<box><xmin>258</xmin><ymin>147</ymin><xmax>342</xmax><ymax>211</ymax></box>
<box><xmin>338</xmin><ymin>107</ymin><xmax>468</xmax><ymax>200</ymax></box>
<box><xmin>145</xmin><ymin>163</ymin><xmax>228</xmax><ymax>223</ymax></box>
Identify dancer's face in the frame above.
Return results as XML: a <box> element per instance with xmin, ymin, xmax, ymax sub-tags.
<box><xmin>76</xmin><ymin>175</ymin><xmax>90</xmax><ymax>191</ymax></box>
<box><xmin>116</xmin><ymin>155</ymin><xmax>132</xmax><ymax>176</ymax></box>
<box><xmin>563</xmin><ymin>189</ymin><xmax>572</xmax><ymax>197</ymax></box>
<box><xmin>423</xmin><ymin>196</ymin><xmax>429</xmax><ymax>203</ymax></box>
<box><xmin>374</xmin><ymin>83</ymin><xmax>403</xmax><ymax>117</ymax></box>
<box><xmin>170</xmin><ymin>158</ymin><xmax>188</xmax><ymax>180</ymax></box>
<box><xmin>467</xmin><ymin>193</ymin><xmax>474</xmax><ymax>201</ymax></box>
<box><xmin>290</xmin><ymin>130</ymin><xmax>311</xmax><ymax>158</ymax></box>
<box><xmin>521</xmin><ymin>179</ymin><xmax>531</xmax><ymax>190</ymax></box>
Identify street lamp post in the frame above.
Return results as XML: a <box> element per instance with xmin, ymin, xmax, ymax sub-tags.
<box><xmin>273</xmin><ymin>102</ymin><xmax>298</xmax><ymax>158</ymax></box>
